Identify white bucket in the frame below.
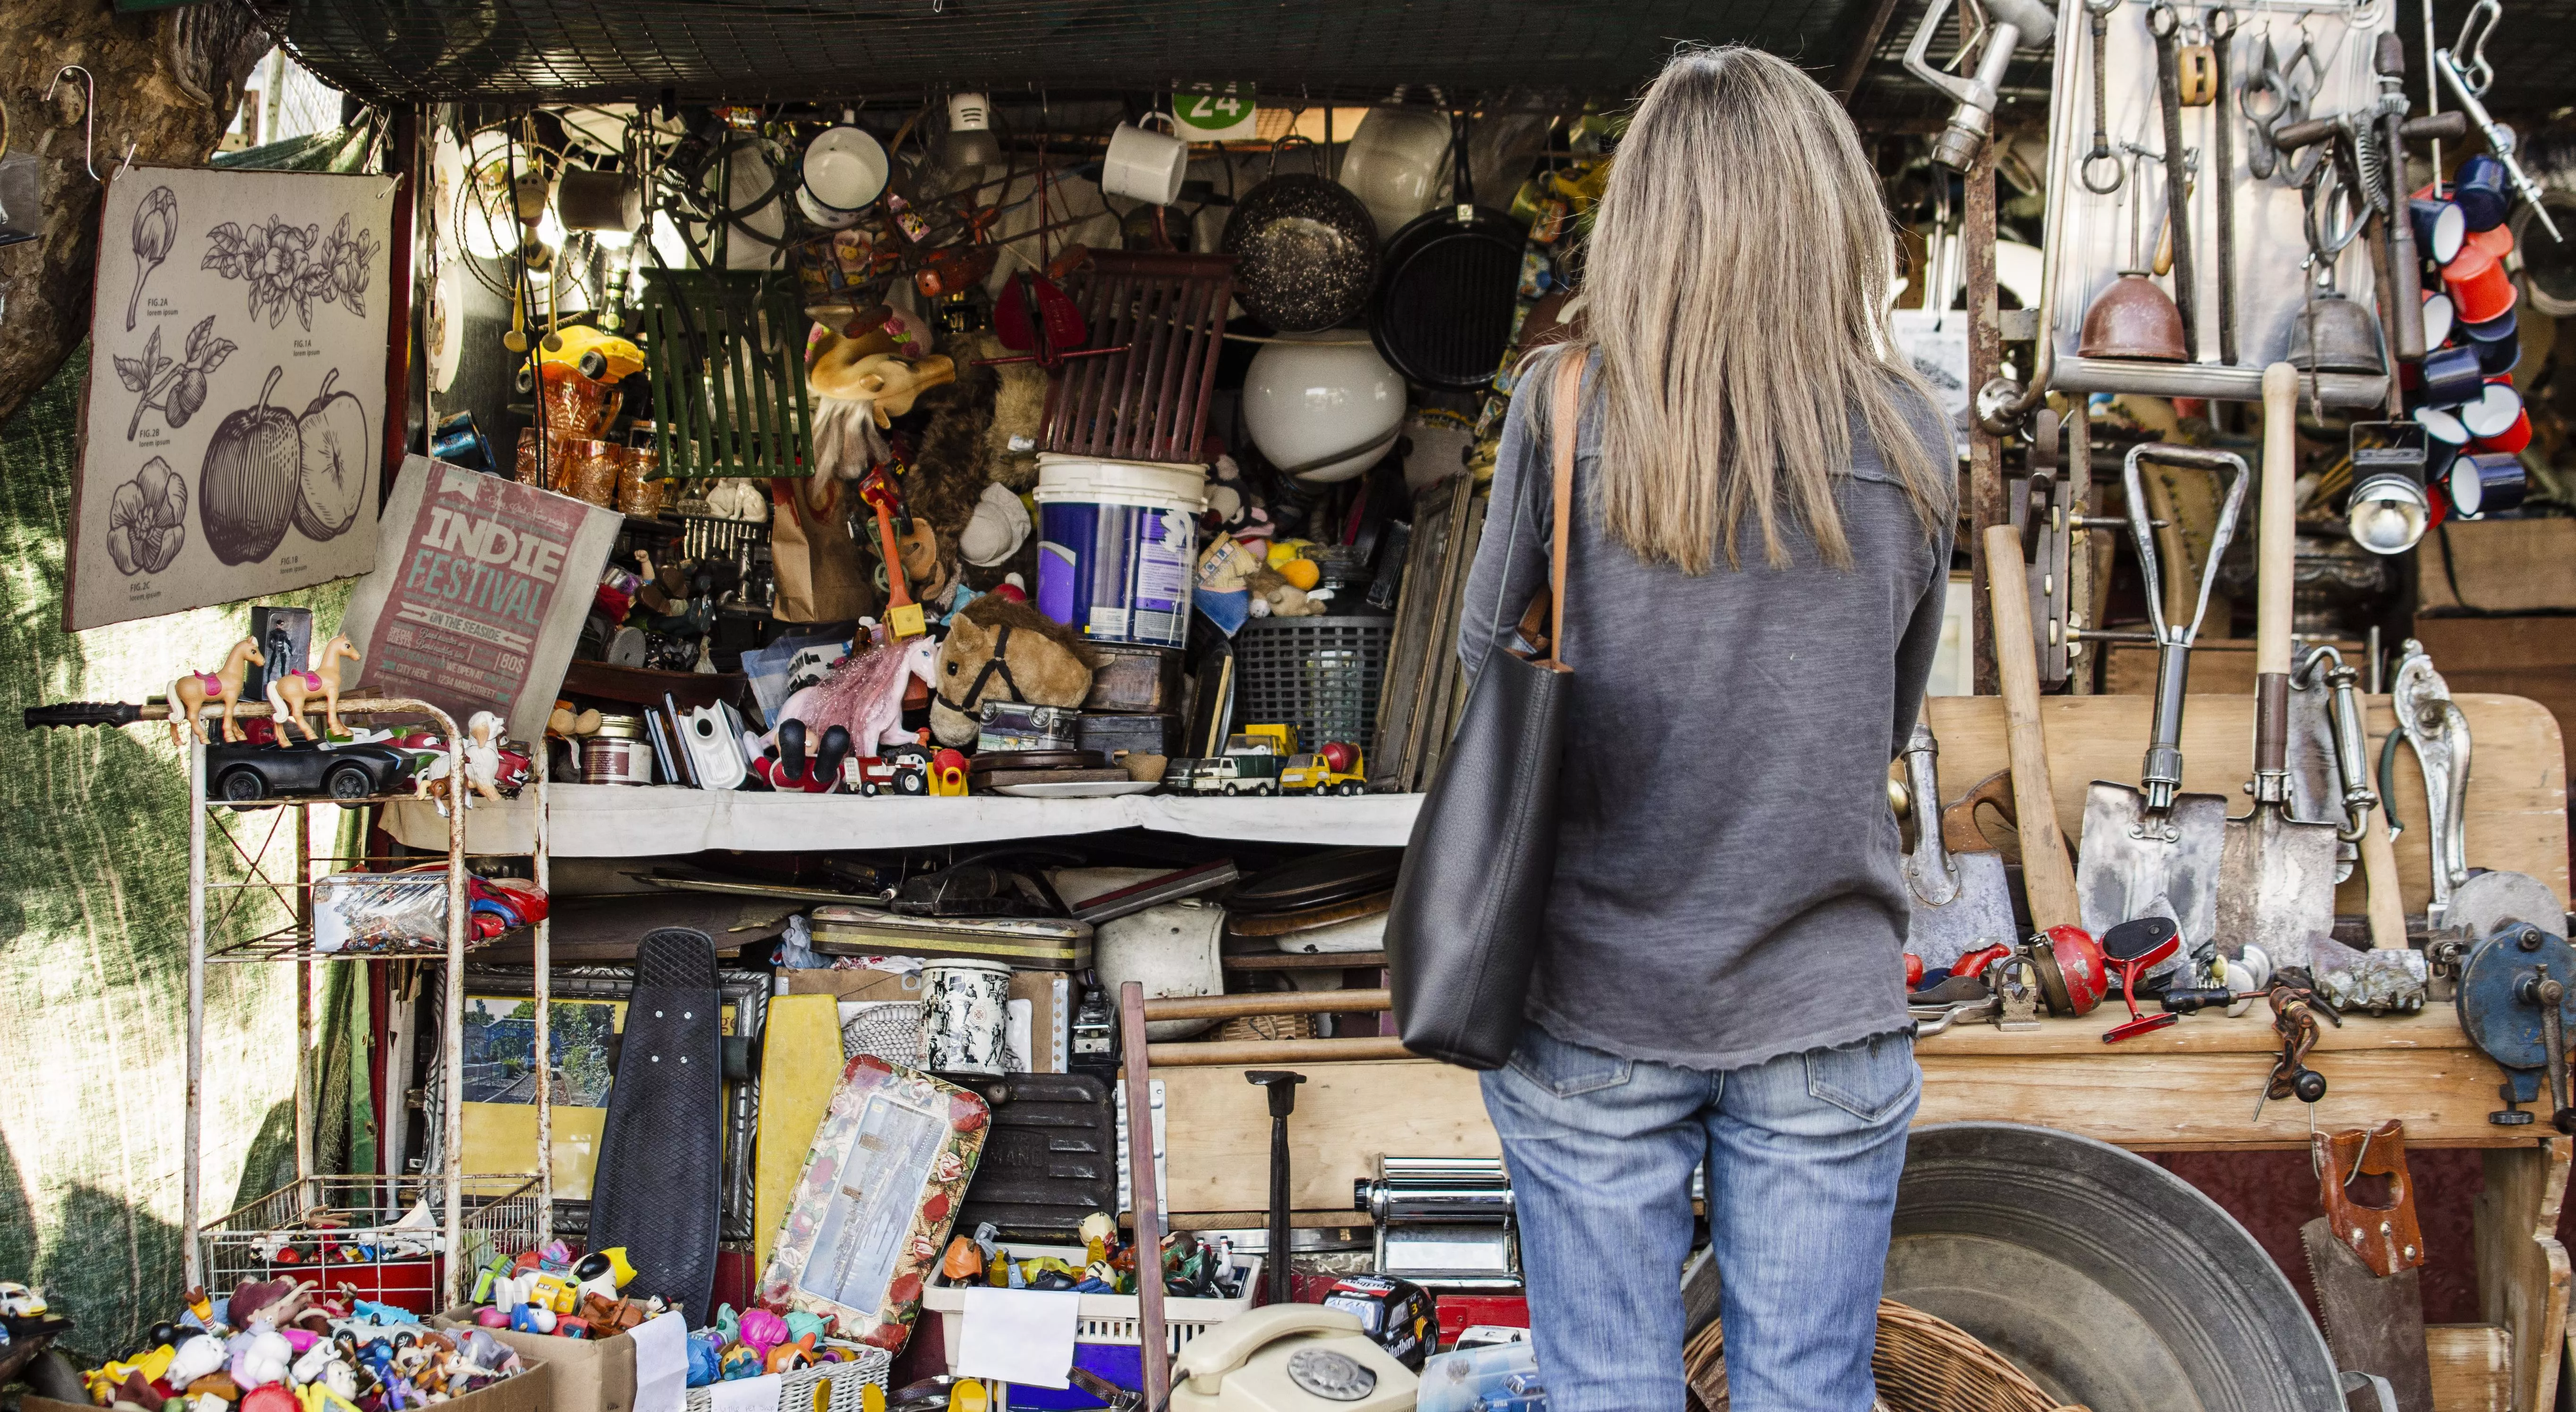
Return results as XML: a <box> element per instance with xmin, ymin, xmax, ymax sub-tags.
<box><xmin>1032</xmin><ymin>456</ymin><xmax>1209</xmax><ymax>649</ymax></box>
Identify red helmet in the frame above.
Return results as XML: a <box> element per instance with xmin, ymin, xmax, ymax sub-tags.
<box><xmin>2029</xmin><ymin>924</ymin><xmax>2107</xmax><ymax>1017</ymax></box>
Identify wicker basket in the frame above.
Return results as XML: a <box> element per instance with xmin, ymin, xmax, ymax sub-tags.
<box><xmin>1215</xmin><ymin>1012</ymin><xmax>1317</xmax><ymax>1043</ymax></box>
<box><xmin>1230</xmin><ymin>615</ymin><xmax>1393</xmax><ymax>754</ymax></box>
<box><xmin>1684</xmin><ymin>1299</ymin><xmax>2079</xmax><ymax>1412</ymax></box>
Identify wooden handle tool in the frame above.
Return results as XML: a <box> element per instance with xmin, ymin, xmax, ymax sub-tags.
<box><xmin>1985</xmin><ymin>524</ymin><xmax>2082</xmax><ymax>930</ymax></box>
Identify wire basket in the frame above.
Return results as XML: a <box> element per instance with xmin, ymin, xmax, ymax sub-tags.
<box><xmin>1229</xmin><ymin>615</ymin><xmax>1393</xmax><ymax>755</ymax></box>
<box><xmin>202</xmin><ymin>1175</ymin><xmax>546</xmax><ymax>1315</ymax></box>
<box><xmin>683</xmin><ymin>1350</ymin><xmax>890</xmax><ymax>1412</ymax></box>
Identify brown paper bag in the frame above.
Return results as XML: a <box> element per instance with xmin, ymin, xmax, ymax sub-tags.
<box><xmin>769</xmin><ymin>477</ymin><xmax>879</xmax><ymax>624</ymax></box>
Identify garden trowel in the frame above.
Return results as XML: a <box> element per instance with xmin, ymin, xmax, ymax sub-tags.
<box><xmin>1901</xmin><ymin>720</ymin><xmax>2019</xmax><ymax>974</ymax></box>
<box><xmin>2079</xmin><ymin>441</ymin><xmax>2247</xmax><ymax>972</ymax></box>
<box><xmin>2218</xmin><ymin>366</ymin><xmax>2341</xmax><ymax>975</ymax></box>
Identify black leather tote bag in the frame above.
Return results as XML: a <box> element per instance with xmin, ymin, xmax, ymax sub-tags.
<box><xmin>1383</xmin><ymin>351</ymin><xmax>1584</xmax><ymax>1069</ymax></box>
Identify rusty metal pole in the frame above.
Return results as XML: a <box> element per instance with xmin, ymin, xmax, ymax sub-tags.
<box><xmin>1966</xmin><ymin>139</ymin><xmax>2006</xmax><ymax>696</ymax></box>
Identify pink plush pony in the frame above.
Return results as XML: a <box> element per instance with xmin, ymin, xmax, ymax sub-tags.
<box><xmin>745</xmin><ymin>631</ymin><xmax>939</xmax><ymax>761</ymax></box>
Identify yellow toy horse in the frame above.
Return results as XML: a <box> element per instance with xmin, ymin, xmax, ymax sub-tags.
<box><xmin>169</xmin><ymin>638</ymin><xmax>264</xmax><ymax>746</ymax></box>
<box><xmin>265</xmin><ymin>634</ymin><xmax>362</xmax><ymax>742</ymax></box>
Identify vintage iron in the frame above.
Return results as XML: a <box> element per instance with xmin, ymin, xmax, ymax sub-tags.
<box><xmin>2217</xmin><ymin>366</ymin><xmax>2341</xmax><ymax>975</ymax></box>
<box><xmin>1899</xmin><ymin>720</ymin><xmax>2020</xmax><ymax>974</ymax></box>
<box><xmin>2078</xmin><ymin>442</ymin><xmax>2247</xmax><ymax>967</ymax></box>
<box><xmin>2080</xmin><ymin>146</ymin><xmax>2189</xmax><ymax>361</ymax></box>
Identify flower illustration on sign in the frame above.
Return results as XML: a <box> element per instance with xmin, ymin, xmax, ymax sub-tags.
<box><xmin>128</xmin><ymin>185</ymin><xmax>177</xmax><ymax>331</ymax></box>
<box><xmin>204</xmin><ymin>213</ymin><xmax>381</xmax><ymax>330</ymax></box>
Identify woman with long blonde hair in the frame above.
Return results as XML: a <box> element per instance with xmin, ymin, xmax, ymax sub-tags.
<box><xmin>1457</xmin><ymin>45</ymin><xmax>1954</xmax><ymax>1410</ymax></box>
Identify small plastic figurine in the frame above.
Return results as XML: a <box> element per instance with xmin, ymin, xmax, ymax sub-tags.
<box><xmin>267</xmin><ymin>634</ymin><xmax>362</xmax><ymax>742</ymax></box>
<box><xmin>170</xmin><ymin>638</ymin><xmax>266</xmax><ymax>745</ymax></box>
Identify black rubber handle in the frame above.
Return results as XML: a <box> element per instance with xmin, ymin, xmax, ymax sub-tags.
<box><xmin>24</xmin><ymin>702</ymin><xmax>143</xmax><ymax>729</ymax></box>
<box><xmin>2271</xmin><ymin>116</ymin><xmax>2338</xmax><ymax>152</ymax></box>
<box><xmin>2404</xmin><ymin>112</ymin><xmax>2471</xmax><ymax>143</ymax></box>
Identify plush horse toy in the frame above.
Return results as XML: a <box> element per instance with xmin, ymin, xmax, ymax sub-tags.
<box><xmin>265</xmin><ymin>634</ymin><xmax>362</xmax><ymax>742</ymax></box>
<box><xmin>745</xmin><ymin>631</ymin><xmax>939</xmax><ymax>762</ymax></box>
<box><xmin>170</xmin><ymin>637</ymin><xmax>266</xmax><ymax>745</ymax></box>
<box><xmin>929</xmin><ymin>595</ymin><xmax>1098</xmax><ymax>747</ymax></box>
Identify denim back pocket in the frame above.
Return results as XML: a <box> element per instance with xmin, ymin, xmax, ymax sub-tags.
<box><xmin>1507</xmin><ymin>1026</ymin><xmax>1635</xmax><ymax>1098</ymax></box>
<box><xmin>1803</xmin><ymin>1033</ymin><xmax>1918</xmax><ymax>1123</ymax></box>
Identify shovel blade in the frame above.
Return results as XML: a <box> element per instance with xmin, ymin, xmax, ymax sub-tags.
<box><xmin>2217</xmin><ymin>806</ymin><xmax>2340</xmax><ymax>970</ymax></box>
<box><xmin>1904</xmin><ymin>851</ymin><xmax>2019</xmax><ymax>972</ymax></box>
<box><xmin>2078</xmin><ymin>781</ymin><xmax>2229</xmax><ymax>967</ymax></box>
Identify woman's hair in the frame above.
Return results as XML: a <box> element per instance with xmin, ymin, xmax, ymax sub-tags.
<box><xmin>1570</xmin><ymin>44</ymin><xmax>1949</xmax><ymax>572</ymax></box>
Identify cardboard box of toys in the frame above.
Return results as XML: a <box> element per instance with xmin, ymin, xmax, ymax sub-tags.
<box><xmin>26</xmin><ymin>1365</ymin><xmax>556</xmax><ymax>1412</ymax></box>
<box><xmin>433</xmin><ymin>1309</ymin><xmax>632</xmax><ymax>1412</ymax></box>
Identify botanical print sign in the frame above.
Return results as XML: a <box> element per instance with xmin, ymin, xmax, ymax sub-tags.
<box><xmin>68</xmin><ymin>165</ymin><xmax>395</xmax><ymax>632</ymax></box>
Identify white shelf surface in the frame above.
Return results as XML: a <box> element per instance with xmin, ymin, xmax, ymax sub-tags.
<box><xmin>383</xmin><ymin>783</ymin><xmax>1422</xmax><ymax>856</ymax></box>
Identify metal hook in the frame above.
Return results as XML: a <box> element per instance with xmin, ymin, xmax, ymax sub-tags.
<box><xmin>44</xmin><ymin>65</ymin><xmax>98</xmax><ymax>182</ymax></box>
<box><xmin>2452</xmin><ymin>0</ymin><xmax>2499</xmax><ymax>95</ymax></box>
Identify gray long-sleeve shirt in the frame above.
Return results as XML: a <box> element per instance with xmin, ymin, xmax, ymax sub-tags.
<box><xmin>1457</xmin><ymin>349</ymin><xmax>1955</xmax><ymax>1072</ymax></box>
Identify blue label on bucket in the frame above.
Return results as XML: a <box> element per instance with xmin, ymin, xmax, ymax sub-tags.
<box><xmin>1036</xmin><ymin>500</ymin><xmax>1195</xmax><ymax>648</ymax></box>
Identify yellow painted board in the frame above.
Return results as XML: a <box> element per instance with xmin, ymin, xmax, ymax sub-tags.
<box><xmin>753</xmin><ymin>994</ymin><xmax>846</xmax><ymax>1270</ymax></box>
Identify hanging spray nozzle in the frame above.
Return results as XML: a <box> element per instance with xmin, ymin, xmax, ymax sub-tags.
<box><xmin>1907</xmin><ymin>0</ymin><xmax>2059</xmax><ymax>171</ymax></box>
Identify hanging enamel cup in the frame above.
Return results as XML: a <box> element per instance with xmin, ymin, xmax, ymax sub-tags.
<box><xmin>2414</xmin><ymin>403</ymin><xmax>2471</xmax><ymax>446</ymax></box>
<box><xmin>2418</xmin><ymin>345</ymin><xmax>2487</xmax><ymax>407</ymax></box>
<box><xmin>2466</xmin><ymin>381</ymin><xmax>2532</xmax><ymax>453</ymax></box>
<box><xmin>2411</xmin><ymin>197</ymin><xmax>2467</xmax><ymax>265</ymax></box>
<box><xmin>2422</xmin><ymin>289</ymin><xmax>2456</xmax><ymax>350</ymax></box>
<box><xmin>800</xmin><ymin>119</ymin><xmax>889</xmax><ymax>229</ymax></box>
<box><xmin>2443</xmin><ymin>243</ymin><xmax>2516</xmax><ymax>325</ymax></box>
<box><xmin>2467</xmin><ymin>306</ymin><xmax>2521</xmax><ymax>375</ymax></box>
<box><xmin>2449</xmin><ymin>452</ymin><xmax>2527</xmax><ymax>517</ymax></box>
<box><xmin>1101</xmin><ymin>114</ymin><xmax>1189</xmax><ymax>206</ymax></box>
<box><xmin>2455</xmin><ymin>154</ymin><xmax>2512</xmax><ymax>232</ymax></box>
<box><xmin>919</xmin><ymin>958</ymin><xmax>1014</xmax><ymax>1075</ymax></box>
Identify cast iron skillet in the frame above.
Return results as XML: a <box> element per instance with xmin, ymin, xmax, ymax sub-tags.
<box><xmin>1370</xmin><ymin>111</ymin><xmax>1525</xmax><ymax>392</ymax></box>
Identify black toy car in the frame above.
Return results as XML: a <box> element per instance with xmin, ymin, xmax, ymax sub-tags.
<box><xmin>207</xmin><ymin>739</ymin><xmax>418</xmax><ymax>802</ymax></box>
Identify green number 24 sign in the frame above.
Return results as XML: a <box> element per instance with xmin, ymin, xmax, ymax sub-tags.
<box><xmin>1172</xmin><ymin>83</ymin><xmax>1258</xmax><ymax>141</ymax></box>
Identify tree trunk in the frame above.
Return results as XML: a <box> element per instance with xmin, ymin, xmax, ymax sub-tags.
<box><xmin>0</xmin><ymin>0</ymin><xmax>270</xmax><ymax>429</ymax></box>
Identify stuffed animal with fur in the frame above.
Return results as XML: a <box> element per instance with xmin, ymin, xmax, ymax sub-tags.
<box><xmin>943</xmin><ymin>330</ymin><xmax>1047</xmax><ymax>492</ymax></box>
<box><xmin>929</xmin><ymin>594</ymin><xmax>1098</xmax><ymax>746</ymax></box>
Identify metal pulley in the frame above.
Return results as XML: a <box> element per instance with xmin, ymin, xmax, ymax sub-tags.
<box><xmin>2454</xmin><ymin>922</ymin><xmax>2576</xmax><ymax>1131</ymax></box>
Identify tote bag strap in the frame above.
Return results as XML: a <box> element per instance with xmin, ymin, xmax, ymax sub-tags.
<box><xmin>1541</xmin><ymin>350</ymin><xmax>1584</xmax><ymax>670</ymax></box>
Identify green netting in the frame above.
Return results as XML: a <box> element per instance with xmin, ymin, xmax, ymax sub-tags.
<box><xmin>0</xmin><ymin>127</ymin><xmax>382</xmax><ymax>1357</ymax></box>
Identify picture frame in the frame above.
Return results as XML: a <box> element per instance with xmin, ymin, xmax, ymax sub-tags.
<box><xmin>421</xmin><ymin>964</ymin><xmax>769</xmax><ymax>1241</ymax></box>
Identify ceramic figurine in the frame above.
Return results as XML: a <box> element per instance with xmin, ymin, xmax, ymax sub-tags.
<box><xmin>170</xmin><ymin>638</ymin><xmax>267</xmax><ymax>745</ymax></box>
<box><xmin>461</xmin><ymin>711</ymin><xmax>509</xmax><ymax>805</ymax></box>
<box><xmin>264</xmin><ymin>634</ymin><xmax>361</xmax><ymax>743</ymax></box>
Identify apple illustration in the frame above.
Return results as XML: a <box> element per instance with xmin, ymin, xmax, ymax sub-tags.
<box><xmin>292</xmin><ymin>368</ymin><xmax>369</xmax><ymax>541</ymax></box>
<box><xmin>200</xmin><ymin>366</ymin><xmax>301</xmax><ymax>565</ymax></box>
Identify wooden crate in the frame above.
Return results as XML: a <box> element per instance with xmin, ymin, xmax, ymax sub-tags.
<box><xmin>2421</xmin><ymin>520</ymin><xmax>2576</xmax><ymax>614</ymax></box>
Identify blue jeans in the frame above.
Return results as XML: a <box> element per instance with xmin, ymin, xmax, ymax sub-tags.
<box><xmin>1480</xmin><ymin>1024</ymin><xmax>1920</xmax><ymax>1412</ymax></box>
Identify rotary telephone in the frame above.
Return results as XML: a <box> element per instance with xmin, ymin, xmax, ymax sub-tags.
<box><xmin>1168</xmin><ymin>1305</ymin><xmax>1420</xmax><ymax>1411</ymax></box>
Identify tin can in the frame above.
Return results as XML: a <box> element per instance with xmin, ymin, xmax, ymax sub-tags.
<box><xmin>920</xmin><ymin>958</ymin><xmax>1014</xmax><ymax>1075</ymax></box>
<box><xmin>582</xmin><ymin>715</ymin><xmax>655</xmax><ymax>785</ymax></box>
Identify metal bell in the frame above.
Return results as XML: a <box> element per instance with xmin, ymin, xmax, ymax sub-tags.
<box><xmin>2080</xmin><ymin>273</ymin><xmax>2189</xmax><ymax>361</ymax></box>
<box><xmin>2285</xmin><ymin>291</ymin><xmax>2386</xmax><ymax>375</ymax></box>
